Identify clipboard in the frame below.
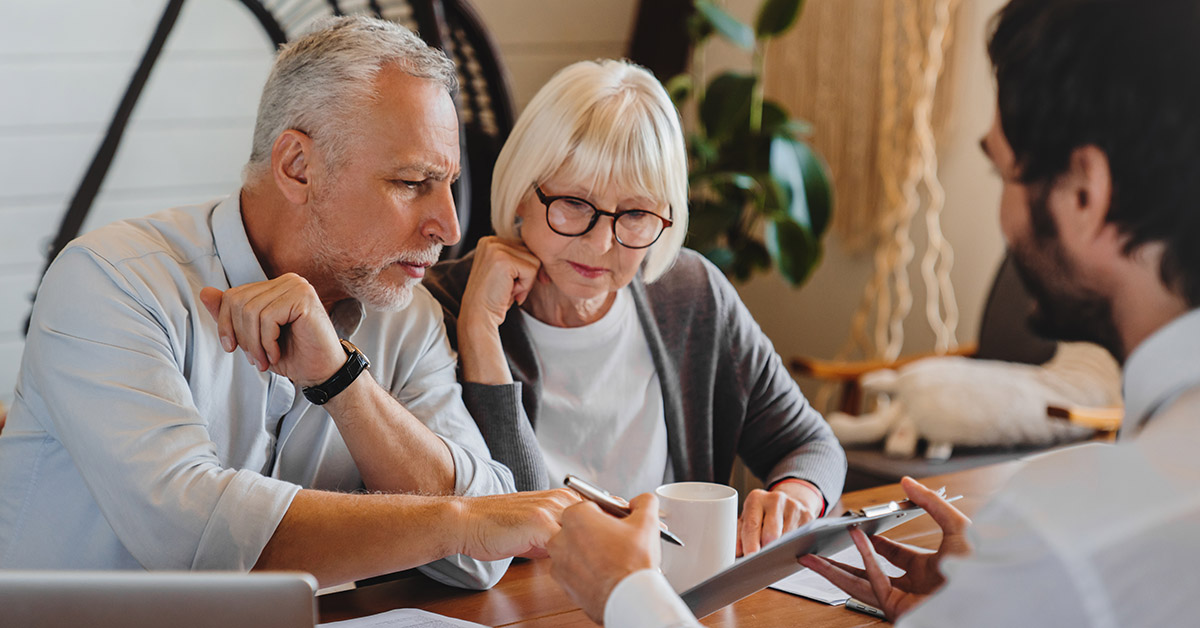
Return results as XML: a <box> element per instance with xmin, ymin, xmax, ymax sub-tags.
<box><xmin>680</xmin><ymin>491</ymin><xmax>962</xmax><ymax>619</ymax></box>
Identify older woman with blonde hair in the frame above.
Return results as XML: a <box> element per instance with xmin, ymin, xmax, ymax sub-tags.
<box><xmin>424</xmin><ymin>59</ymin><xmax>845</xmax><ymax>554</ymax></box>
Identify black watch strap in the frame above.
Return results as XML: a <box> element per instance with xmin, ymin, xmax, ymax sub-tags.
<box><xmin>302</xmin><ymin>339</ymin><xmax>370</xmax><ymax>405</ymax></box>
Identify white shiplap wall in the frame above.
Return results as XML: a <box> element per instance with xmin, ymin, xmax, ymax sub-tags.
<box><xmin>0</xmin><ymin>0</ymin><xmax>274</xmax><ymax>404</ymax></box>
<box><xmin>0</xmin><ymin>0</ymin><xmax>638</xmax><ymax>404</ymax></box>
<box><xmin>471</xmin><ymin>0</ymin><xmax>638</xmax><ymax>112</ymax></box>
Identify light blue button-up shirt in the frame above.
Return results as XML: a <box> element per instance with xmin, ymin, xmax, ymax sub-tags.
<box><xmin>0</xmin><ymin>195</ymin><xmax>514</xmax><ymax>588</ymax></box>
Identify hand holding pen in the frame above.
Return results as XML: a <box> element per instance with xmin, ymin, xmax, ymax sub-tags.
<box><xmin>564</xmin><ymin>475</ymin><xmax>685</xmax><ymax>547</ymax></box>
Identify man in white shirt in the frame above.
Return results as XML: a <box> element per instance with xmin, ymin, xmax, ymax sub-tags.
<box><xmin>545</xmin><ymin>0</ymin><xmax>1200</xmax><ymax>625</ymax></box>
<box><xmin>0</xmin><ymin>16</ymin><xmax>576</xmax><ymax>588</ymax></box>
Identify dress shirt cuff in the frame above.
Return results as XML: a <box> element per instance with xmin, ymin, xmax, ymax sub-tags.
<box><xmin>192</xmin><ymin>469</ymin><xmax>301</xmax><ymax>570</ymax></box>
<box><xmin>417</xmin><ymin>435</ymin><xmax>514</xmax><ymax>590</ymax></box>
<box><xmin>605</xmin><ymin>569</ymin><xmax>700</xmax><ymax>628</ymax></box>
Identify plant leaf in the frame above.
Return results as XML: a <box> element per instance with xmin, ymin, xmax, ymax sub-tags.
<box><xmin>758</xmin><ymin>100</ymin><xmax>790</xmax><ymax>136</ymax></box>
<box><xmin>765</xmin><ymin>218</ymin><xmax>821</xmax><ymax>285</ymax></box>
<box><xmin>699</xmin><ymin>72</ymin><xmax>756</xmax><ymax>140</ymax></box>
<box><xmin>780</xmin><ymin>118</ymin><xmax>814</xmax><ymax>138</ymax></box>
<box><xmin>769</xmin><ymin>135</ymin><xmax>833</xmax><ymax>237</ymax></box>
<box><xmin>687</xmin><ymin>12</ymin><xmax>715</xmax><ymax>44</ymax></box>
<box><xmin>729</xmin><ymin>235</ymin><xmax>772</xmax><ymax>281</ymax></box>
<box><xmin>694</xmin><ymin>171</ymin><xmax>759</xmax><ymax>191</ymax></box>
<box><xmin>755</xmin><ymin>0</ymin><xmax>805</xmax><ymax>39</ymax></box>
<box><xmin>665</xmin><ymin>73</ymin><xmax>693</xmax><ymax>106</ymax></box>
<box><xmin>685</xmin><ymin>196</ymin><xmax>743</xmax><ymax>253</ymax></box>
<box><xmin>702</xmin><ymin>247</ymin><xmax>736</xmax><ymax>272</ymax></box>
<box><xmin>695</xmin><ymin>0</ymin><xmax>755</xmax><ymax>50</ymax></box>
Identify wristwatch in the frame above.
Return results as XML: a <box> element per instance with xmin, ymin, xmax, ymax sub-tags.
<box><xmin>302</xmin><ymin>339</ymin><xmax>370</xmax><ymax>405</ymax></box>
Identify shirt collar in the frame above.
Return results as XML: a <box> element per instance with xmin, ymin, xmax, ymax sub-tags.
<box><xmin>330</xmin><ymin>299</ymin><xmax>365</xmax><ymax>338</ymax></box>
<box><xmin>1122</xmin><ymin>307</ymin><xmax>1200</xmax><ymax>433</ymax></box>
<box><xmin>212</xmin><ymin>192</ymin><xmax>365</xmax><ymax>338</ymax></box>
<box><xmin>212</xmin><ymin>192</ymin><xmax>268</xmax><ymax>289</ymax></box>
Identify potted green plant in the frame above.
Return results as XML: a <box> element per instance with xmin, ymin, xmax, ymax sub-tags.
<box><xmin>669</xmin><ymin>0</ymin><xmax>832</xmax><ymax>286</ymax></box>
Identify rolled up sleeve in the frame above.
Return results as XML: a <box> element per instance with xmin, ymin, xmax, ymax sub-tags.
<box><xmin>24</xmin><ymin>248</ymin><xmax>300</xmax><ymax>570</ymax></box>
<box><xmin>381</xmin><ymin>288</ymin><xmax>515</xmax><ymax>588</ymax></box>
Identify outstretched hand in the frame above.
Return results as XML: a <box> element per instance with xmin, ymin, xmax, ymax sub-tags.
<box><xmin>459</xmin><ymin>488</ymin><xmax>581</xmax><ymax>561</ymax></box>
<box><xmin>798</xmin><ymin>477</ymin><xmax>973</xmax><ymax>621</ymax></box>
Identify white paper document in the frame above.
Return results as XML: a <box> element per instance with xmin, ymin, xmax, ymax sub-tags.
<box><xmin>319</xmin><ymin>608</ymin><xmax>489</xmax><ymax>628</ymax></box>
<box><xmin>768</xmin><ymin>545</ymin><xmax>904</xmax><ymax>605</ymax></box>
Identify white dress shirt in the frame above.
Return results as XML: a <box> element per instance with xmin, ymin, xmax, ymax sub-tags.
<box><xmin>0</xmin><ymin>195</ymin><xmax>514</xmax><ymax>588</ymax></box>
<box><xmin>604</xmin><ymin>308</ymin><xmax>1200</xmax><ymax>627</ymax></box>
<box><xmin>900</xmin><ymin>307</ymin><xmax>1200</xmax><ymax>627</ymax></box>
<box><xmin>521</xmin><ymin>287</ymin><xmax>671</xmax><ymax>497</ymax></box>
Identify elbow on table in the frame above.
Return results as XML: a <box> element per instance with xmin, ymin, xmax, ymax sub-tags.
<box><xmin>418</xmin><ymin>554</ymin><xmax>512</xmax><ymax>590</ymax></box>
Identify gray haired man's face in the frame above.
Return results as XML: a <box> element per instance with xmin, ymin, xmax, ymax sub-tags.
<box><xmin>303</xmin><ymin>67</ymin><xmax>462</xmax><ymax>311</ymax></box>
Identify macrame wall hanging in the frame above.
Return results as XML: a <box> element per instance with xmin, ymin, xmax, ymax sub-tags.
<box><xmin>765</xmin><ymin>0</ymin><xmax>962</xmax><ymax>408</ymax></box>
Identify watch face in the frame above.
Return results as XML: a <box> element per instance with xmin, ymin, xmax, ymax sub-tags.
<box><xmin>340</xmin><ymin>339</ymin><xmax>370</xmax><ymax>369</ymax></box>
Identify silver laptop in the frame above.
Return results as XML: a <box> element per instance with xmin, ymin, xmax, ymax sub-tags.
<box><xmin>0</xmin><ymin>571</ymin><xmax>318</xmax><ymax>628</ymax></box>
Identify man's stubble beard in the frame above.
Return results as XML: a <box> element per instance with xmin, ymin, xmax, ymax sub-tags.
<box><xmin>1009</xmin><ymin>193</ymin><xmax>1125</xmax><ymax>362</ymax></box>
<box><xmin>303</xmin><ymin>197</ymin><xmax>442</xmax><ymax>313</ymax></box>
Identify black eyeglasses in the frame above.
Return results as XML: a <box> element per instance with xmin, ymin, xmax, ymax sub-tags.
<box><xmin>533</xmin><ymin>185</ymin><xmax>673</xmax><ymax>249</ymax></box>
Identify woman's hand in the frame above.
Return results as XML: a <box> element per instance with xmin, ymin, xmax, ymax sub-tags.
<box><xmin>457</xmin><ymin>237</ymin><xmax>543</xmax><ymax>384</ymax></box>
<box><xmin>798</xmin><ymin>477</ymin><xmax>973</xmax><ymax>621</ymax></box>
<box><xmin>737</xmin><ymin>480</ymin><xmax>822</xmax><ymax>556</ymax></box>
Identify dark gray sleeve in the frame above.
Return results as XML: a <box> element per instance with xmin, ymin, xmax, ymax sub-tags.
<box><xmin>713</xmin><ymin>268</ymin><xmax>847</xmax><ymax>507</ymax></box>
<box><xmin>461</xmin><ymin>382</ymin><xmax>549</xmax><ymax>491</ymax></box>
<box><xmin>423</xmin><ymin>258</ymin><xmax>549</xmax><ymax>492</ymax></box>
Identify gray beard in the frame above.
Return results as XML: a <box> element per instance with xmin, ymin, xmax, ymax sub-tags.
<box><xmin>302</xmin><ymin>213</ymin><xmax>440</xmax><ymax>312</ymax></box>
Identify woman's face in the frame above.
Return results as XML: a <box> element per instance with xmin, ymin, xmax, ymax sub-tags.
<box><xmin>517</xmin><ymin>176</ymin><xmax>668</xmax><ymax>302</ymax></box>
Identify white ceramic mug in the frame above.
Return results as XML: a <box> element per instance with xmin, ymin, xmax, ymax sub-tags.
<box><xmin>655</xmin><ymin>481</ymin><xmax>738</xmax><ymax>592</ymax></box>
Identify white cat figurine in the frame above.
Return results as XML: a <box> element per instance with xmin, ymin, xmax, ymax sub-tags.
<box><xmin>827</xmin><ymin>342</ymin><xmax>1122</xmax><ymax>461</ymax></box>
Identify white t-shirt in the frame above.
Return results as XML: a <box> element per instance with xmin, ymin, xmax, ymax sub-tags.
<box><xmin>521</xmin><ymin>287</ymin><xmax>671</xmax><ymax>497</ymax></box>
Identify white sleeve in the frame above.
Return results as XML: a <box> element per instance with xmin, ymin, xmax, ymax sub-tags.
<box><xmin>384</xmin><ymin>288</ymin><xmax>516</xmax><ymax>589</ymax></box>
<box><xmin>383</xmin><ymin>287</ymin><xmax>517</xmax><ymax>498</ymax></box>
<box><xmin>897</xmin><ymin>484</ymin><xmax>1097</xmax><ymax>627</ymax></box>
<box><xmin>605</xmin><ymin>569</ymin><xmax>702</xmax><ymax>628</ymax></box>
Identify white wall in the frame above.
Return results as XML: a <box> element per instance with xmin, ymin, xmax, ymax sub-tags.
<box><xmin>471</xmin><ymin>0</ymin><xmax>638</xmax><ymax>111</ymax></box>
<box><xmin>0</xmin><ymin>0</ymin><xmax>639</xmax><ymax>405</ymax></box>
<box><xmin>0</xmin><ymin>0</ymin><xmax>275</xmax><ymax>404</ymax></box>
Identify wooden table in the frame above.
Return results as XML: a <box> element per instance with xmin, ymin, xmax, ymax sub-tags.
<box><xmin>319</xmin><ymin>461</ymin><xmax>1023</xmax><ymax>627</ymax></box>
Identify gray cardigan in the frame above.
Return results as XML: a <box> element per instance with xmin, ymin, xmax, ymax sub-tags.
<box><xmin>423</xmin><ymin>249</ymin><xmax>846</xmax><ymax>505</ymax></box>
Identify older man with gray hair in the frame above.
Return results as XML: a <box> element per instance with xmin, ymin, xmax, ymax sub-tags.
<box><xmin>0</xmin><ymin>16</ymin><xmax>575</xmax><ymax>589</ymax></box>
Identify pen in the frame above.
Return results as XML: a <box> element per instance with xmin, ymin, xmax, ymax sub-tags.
<box><xmin>563</xmin><ymin>474</ymin><xmax>685</xmax><ymax>547</ymax></box>
<box><xmin>845</xmin><ymin>598</ymin><xmax>886</xmax><ymax>619</ymax></box>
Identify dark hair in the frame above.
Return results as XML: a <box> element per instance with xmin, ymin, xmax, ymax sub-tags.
<box><xmin>988</xmin><ymin>0</ymin><xmax>1200</xmax><ymax>306</ymax></box>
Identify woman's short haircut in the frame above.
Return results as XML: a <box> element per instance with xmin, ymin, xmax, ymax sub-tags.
<box><xmin>246</xmin><ymin>15</ymin><xmax>457</xmax><ymax>180</ymax></box>
<box><xmin>491</xmin><ymin>59</ymin><xmax>689</xmax><ymax>283</ymax></box>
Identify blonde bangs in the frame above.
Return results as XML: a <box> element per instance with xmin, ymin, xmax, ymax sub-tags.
<box><xmin>555</xmin><ymin>96</ymin><xmax>671</xmax><ymax>211</ymax></box>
